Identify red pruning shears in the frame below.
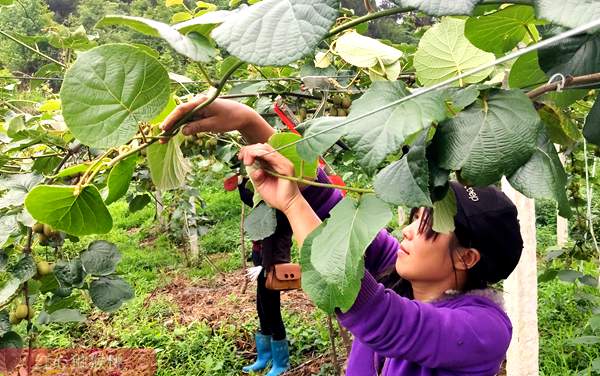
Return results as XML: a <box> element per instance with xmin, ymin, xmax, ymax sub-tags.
<box><xmin>273</xmin><ymin>97</ymin><xmax>346</xmax><ymax>195</ymax></box>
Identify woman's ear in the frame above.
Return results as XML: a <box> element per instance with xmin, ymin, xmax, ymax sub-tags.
<box><xmin>453</xmin><ymin>248</ymin><xmax>481</xmax><ymax>271</ymax></box>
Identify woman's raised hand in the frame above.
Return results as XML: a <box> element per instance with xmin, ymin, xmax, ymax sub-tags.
<box><xmin>238</xmin><ymin>143</ymin><xmax>301</xmax><ymax>214</ymax></box>
<box><xmin>159</xmin><ymin>95</ymin><xmax>261</xmax><ymax>143</ymax></box>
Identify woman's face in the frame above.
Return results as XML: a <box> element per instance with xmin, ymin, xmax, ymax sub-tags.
<box><xmin>395</xmin><ymin>208</ymin><xmax>456</xmax><ymax>283</ymax></box>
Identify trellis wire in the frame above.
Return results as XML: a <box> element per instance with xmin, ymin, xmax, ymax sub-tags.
<box><xmin>267</xmin><ymin>17</ymin><xmax>600</xmax><ymax>155</ymax></box>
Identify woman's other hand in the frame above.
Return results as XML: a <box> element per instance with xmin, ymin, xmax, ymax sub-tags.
<box><xmin>238</xmin><ymin>143</ymin><xmax>301</xmax><ymax>213</ymax></box>
<box><xmin>160</xmin><ymin>95</ymin><xmax>274</xmax><ymax>144</ymax></box>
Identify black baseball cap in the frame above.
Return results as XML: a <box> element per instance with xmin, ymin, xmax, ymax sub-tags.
<box><xmin>449</xmin><ymin>182</ymin><xmax>524</xmax><ymax>284</ymax></box>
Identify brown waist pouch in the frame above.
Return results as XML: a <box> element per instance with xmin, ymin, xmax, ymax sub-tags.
<box><xmin>265</xmin><ymin>263</ymin><xmax>301</xmax><ymax>291</ymax></box>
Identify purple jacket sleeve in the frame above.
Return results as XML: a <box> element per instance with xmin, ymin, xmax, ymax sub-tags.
<box><xmin>364</xmin><ymin>230</ymin><xmax>399</xmax><ymax>277</ymax></box>
<box><xmin>337</xmin><ymin>273</ymin><xmax>512</xmax><ymax>370</ymax></box>
<box><xmin>300</xmin><ymin>168</ymin><xmax>343</xmax><ymax>220</ymax></box>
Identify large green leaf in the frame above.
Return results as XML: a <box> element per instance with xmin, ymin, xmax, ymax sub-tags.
<box><xmin>432</xmin><ymin>188</ymin><xmax>457</xmax><ymax>233</ymax></box>
<box><xmin>0</xmin><ymin>331</ymin><xmax>23</xmax><ymax>372</ymax></box>
<box><xmin>433</xmin><ymin>90</ymin><xmax>540</xmax><ymax>186</ymax></box>
<box><xmin>465</xmin><ymin>5</ymin><xmax>536</xmax><ymax>55</ymax></box>
<box><xmin>54</xmin><ymin>259</ymin><xmax>85</xmax><ymax>288</ymax></box>
<box><xmin>147</xmin><ymin>133</ymin><xmax>191</xmax><ymax>191</ymax></box>
<box><xmin>97</xmin><ymin>16</ymin><xmax>217</xmax><ymax>62</ymax></box>
<box><xmin>105</xmin><ymin>155</ymin><xmax>137</xmax><ymax>205</ymax></box>
<box><xmin>128</xmin><ymin>194</ymin><xmax>151</xmax><ymax>212</ymax></box>
<box><xmin>267</xmin><ymin>133</ymin><xmax>318</xmax><ymax>179</ymax></box>
<box><xmin>37</xmin><ymin>308</ymin><xmax>86</xmax><ymax>324</ymax></box>
<box><xmin>584</xmin><ymin>94</ymin><xmax>600</xmax><ymax>147</ymax></box>
<box><xmin>508</xmin><ymin>132</ymin><xmax>571</xmax><ymax>217</ymax></box>
<box><xmin>296</xmin><ymin>117</ymin><xmax>346</xmax><ymax>162</ymax></box>
<box><xmin>374</xmin><ymin>144</ymin><xmax>432</xmax><ymax>207</ymax></box>
<box><xmin>60</xmin><ymin>44</ymin><xmax>170</xmax><ymax>148</ymax></box>
<box><xmin>80</xmin><ymin>240</ymin><xmax>121</xmax><ymax>276</ymax></box>
<box><xmin>211</xmin><ymin>0</ymin><xmax>339</xmax><ymax>66</ymax></box>
<box><xmin>334</xmin><ymin>31</ymin><xmax>402</xmax><ymax>68</ymax></box>
<box><xmin>301</xmin><ymin>194</ymin><xmax>392</xmax><ymax>314</ymax></box>
<box><xmin>8</xmin><ymin>255</ymin><xmax>36</xmax><ymax>283</ymax></box>
<box><xmin>538</xmin><ymin>104</ymin><xmax>581</xmax><ymax>146</ymax></box>
<box><xmin>538</xmin><ymin>32</ymin><xmax>600</xmax><ymax>77</ymax></box>
<box><xmin>243</xmin><ymin>202</ymin><xmax>277</xmax><ymax>241</ymax></box>
<box><xmin>344</xmin><ymin>81</ymin><xmax>448</xmax><ymax>172</ymax></box>
<box><xmin>0</xmin><ymin>0</ymin><xmax>15</xmax><ymax>5</ymax></box>
<box><xmin>89</xmin><ymin>275</ymin><xmax>134</xmax><ymax>312</ymax></box>
<box><xmin>392</xmin><ymin>0</ymin><xmax>480</xmax><ymax>15</ymax></box>
<box><xmin>24</xmin><ymin>185</ymin><xmax>113</xmax><ymax>236</ymax></box>
<box><xmin>534</xmin><ymin>0</ymin><xmax>600</xmax><ymax>29</ymax></box>
<box><xmin>508</xmin><ymin>51</ymin><xmax>547</xmax><ymax>89</ymax></box>
<box><xmin>414</xmin><ymin>18</ymin><xmax>495</xmax><ymax>86</ymax></box>
<box><xmin>0</xmin><ymin>279</ymin><xmax>20</xmax><ymax>307</ymax></box>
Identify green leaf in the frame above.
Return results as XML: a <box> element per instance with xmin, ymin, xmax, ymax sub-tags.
<box><xmin>25</xmin><ymin>185</ymin><xmax>113</xmax><ymax>236</ymax></box>
<box><xmin>42</xmin><ymin>308</ymin><xmax>86</xmax><ymax>324</ymax></box>
<box><xmin>374</xmin><ymin>144</ymin><xmax>432</xmax><ymax>207</ymax></box>
<box><xmin>508</xmin><ymin>132</ymin><xmax>571</xmax><ymax>218</ymax></box>
<box><xmin>32</xmin><ymin>156</ymin><xmax>61</xmax><ymax>175</ymax></box>
<box><xmin>147</xmin><ymin>133</ymin><xmax>191</xmax><ymax>191</ymax></box>
<box><xmin>557</xmin><ymin>269</ymin><xmax>584</xmax><ymax>282</ymax></box>
<box><xmin>301</xmin><ymin>194</ymin><xmax>392</xmax><ymax>314</ymax></box>
<box><xmin>334</xmin><ymin>31</ymin><xmax>402</xmax><ymax>68</ymax></box>
<box><xmin>97</xmin><ymin>16</ymin><xmax>217</xmax><ymax>63</ymax></box>
<box><xmin>174</xmin><ymin>10</ymin><xmax>233</xmax><ymax>35</ymax></box>
<box><xmin>508</xmin><ymin>51</ymin><xmax>547</xmax><ymax>89</ymax></box>
<box><xmin>128</xmin><ymin>194</ymin><xmax>151</xmax><ymax>212</ymax></box>
<box><xmin>8</xmin><ymin>255</ymin><xmax>36</xmax><ymax>283</ymax></box>
<box><xmin>0</xmin><ymin>312</ymin><xmax>9</xmax><ymax>337</ymax></box>
<box><xmin>432</xmin><ymin>188</ymin><xmax>457</xmax><ymax>233</ymax></box>
<box><xmin>212</xmin><ymin>0</ymin><xmax>339</xmax><ymax>66</ymax></box>
<box><xmin>243</xmin><ymin>202</ymin><xmax>277</xmax><ymax>241</ymax></box>
<box><xmin>54</xmin><ymin>259</ymin><xmax>85</xmax><ymax>288</ymax></box>
<box><xmin>0</xmin><ymin>279</ymin><xmax>20</xmax><ymax>306</ymax></box>
<box><xmin>0</xmin><ymin>331</ymin><xmax>23</xmax><ymax>371</ymax></box>
<box><xmin>392</xmin><ymin>0</ymin><xmax>480</xmax><ymax>15</ymax></box>
<box><xmin>368</xmin><ymin>60</ymin><xmax>402</xmax><ymax>81</ymax></box>
<box><xmin>590</xmin><ymin>314</ymin><xmax>600</xmax><ymax>331</ymax></box>
<box><xmin>0</xmin><ymin>173</ymin><xmax>42</xmax><ymax>209</ymax></box>
<box><xmin>344</xmin><ymin>81</ymin><xmax>448</xmax><ymax>172</ymax></box>
<box><xmin>538</xmin><ymin>104</ymin><xmax>581</xmax><ymax>146</ymax></box>
<box><xmin>569</xmin><ymin>336</ymin><xmax>600</xmax><ymax>345</ymax></box>
<box><xmin>534</xmin><ymin>0</ymin><xmax>600</xmax><ymax>29</ymax></box>
<box><xmin>414</xmin><ymin>18</ymin><xmax>495</xmax><ymax>86</ymax></box>
<box><xmin>105</xmin><ymin>155</ymin><xmax>137</xmax><ymax>205</ymax></box>
<box><xmin>54</xmin><ymin>162</ymin><xmax>94</xmax><ymax>179</ymax></box>
<box><xmin>579</xmin><ymin>274</ymin><xmax>598</xmax><ymax>287</ymax></box>
<box><xmin>465</xmin><ymin>5</ymin><xmax>536</xmax><ymax>55</ymax></box>
<box><xmin>538</xmin><ymin>33</ymin><xmax>600</xmax><ymax>77</ymax></box>
<box><xmin>267</xmin><ymin>133</ymin><xmax>318</xmax><ymax>179</ymax></box>
<box><xmin>60</xmin><ymin>44</ymin><xmax>170</xmax><ymax>148</ymax></box>
<box><xmin>89</xmin><ymin>275</ymin><xmax>134</xmax><ymax>312</ymax></box>
<box><xmin>0</xmin><ymin>0</ymin><xmax>15</xmax><ymax>5</ymax></box>
<box><xmin>296</xmin><ymin>117</ymin><xmax>346</xmax><ymax>162</ymax></box>
<box><xmin>584</xmin><ymin>94</ymin><xmax>600</xmax><ymax>147</ymax></box>
<box><xmin>433</xmin><ymin>90</ymin><xmax>540</xmax><ymax>186</ymax></box>
<box><xmin>80</xmin><ymin>240</ymin><xmax>121</xmax><ymax>276</ymax></box>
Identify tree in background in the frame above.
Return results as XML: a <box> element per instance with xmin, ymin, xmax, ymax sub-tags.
<box><xmin>0</xmin><ymin>0</ymin><xmax>55</xmax><ymax>73</ymax></box>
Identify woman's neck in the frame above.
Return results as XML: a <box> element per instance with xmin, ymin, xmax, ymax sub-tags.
<box><xmin>410</xmin><ymin>275</ymin><xmax>466</xmax><ymax>302</ymax></box>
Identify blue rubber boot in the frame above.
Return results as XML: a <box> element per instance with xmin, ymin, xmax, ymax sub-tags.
<box><xmin>242</xmin><ymin>333</ymin><xmax>272</xmax><ymax>373</ymax></box>
<box><xmin>265</xmin><ymin>339</ymin><xmax>289</xmax><ymax>376</ymax></box>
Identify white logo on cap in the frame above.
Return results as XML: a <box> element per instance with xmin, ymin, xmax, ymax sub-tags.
<box><xmin>464</xmin><ymin>186</ymin><xmax>479</xmax><ymax>202</ymax></box>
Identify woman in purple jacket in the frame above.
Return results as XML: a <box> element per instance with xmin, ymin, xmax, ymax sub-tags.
<box><xmin>162</xmin><ymin>97</ymin><xmax>523</xmax><ymax>376</ymax></box>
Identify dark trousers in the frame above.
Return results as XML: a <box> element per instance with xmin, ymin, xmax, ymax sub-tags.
<box><xmin>252</xmin><ymin>251</ymin><xmax>286</xmax><ymax>341</ymax></box>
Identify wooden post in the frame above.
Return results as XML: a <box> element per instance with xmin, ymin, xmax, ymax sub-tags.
<box><xmin>501</xmin><ymin>178</ymin><xmax>539</xmax><ymax>376</ymax></box>
<box><xmin>556</xmin><ymin>146</ymin><xmax>568</xmax><ymax>247</ymax></box>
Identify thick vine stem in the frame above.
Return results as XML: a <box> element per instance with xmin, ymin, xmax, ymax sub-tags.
<box><xmin>527</xmin><ymin>72</ymin><xmax>600</xmax><ymax>99</ymax></box>
<box><xmin>326</xmin><ymin>6</ymin><xmax>412</xmax><ymax>38</ymax></box>
<box><xmin>262</xmin><ymin>167</ymin><xmax>375</xmax><ymax>194</ymax></box>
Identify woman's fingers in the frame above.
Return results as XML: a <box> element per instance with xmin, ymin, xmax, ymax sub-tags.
<box><xmin>238</xmin><ymin>144</ymin><xmax>294</xmax><ymax>176</ymax></box>
<box><xmin>160</xmin><ymin>95</ymin><xmax>208</xmax><ymax>133</ymax></box>
<box><xmin>181</xmin><ymin>117</ymin><xmax>220</xmax><ymax>136</ymax></box>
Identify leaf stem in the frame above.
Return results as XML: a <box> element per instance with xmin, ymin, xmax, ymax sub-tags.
<box><xmin>326</xmin><ymin>6</ymin><xmax>413</xmax><ymax>38</ymax></box>
<box><xmin>197</xmin><ymin>64</ymin><xmax>215</xmax><ymax>87</ymax></box>
<box><xmin>263</xmin><ymin>168</ymin><xmax>374</xmax><ymax>194</ymax></box>
<box><xmin>0</xmin><ymin>29</ymin><xmax>65</xmax><ymax>68</ymax></box>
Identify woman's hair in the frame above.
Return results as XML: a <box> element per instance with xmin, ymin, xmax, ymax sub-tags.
<box><xmin>377</xmin><ymin>207</ymin><xmax>488</xmax><ymax>298</ymax></box>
